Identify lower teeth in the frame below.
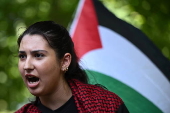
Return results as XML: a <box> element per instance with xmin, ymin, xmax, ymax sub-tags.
<box><xmin>29</xmin><ymin>81</ymin><xmax>38</xmax><ymax>84</ymax></box>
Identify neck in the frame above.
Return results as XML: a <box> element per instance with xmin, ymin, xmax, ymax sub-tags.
<box><xmin>39</xmin><ymin>80</ymin><xmax>72</xmax><ymax>110</ymax></box>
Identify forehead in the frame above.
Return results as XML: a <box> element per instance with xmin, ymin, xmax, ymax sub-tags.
<box><xmin>19</xmin><ymin>34</ymin><xmax>49</xmax><ymax>50</ymax></box>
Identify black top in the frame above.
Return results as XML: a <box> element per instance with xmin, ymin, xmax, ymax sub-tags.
<box><xmin>36</xmin><ymin>96</ymin><xmax>78</xmax><ymax>113</ymax></box>
<box><xmin>36</xmin><ymin>96</ymin><xmax>129</xmax><ymax>113</ymax></box>
<box><xmin>117</xmin><ymin>103</ymin><xmax>129</xmax><ymax>113</ymax></box>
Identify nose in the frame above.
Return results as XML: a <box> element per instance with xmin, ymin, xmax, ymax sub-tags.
<box><xmin>23</xmin><ymin>57</ymin><xmax>34</xmax><ymax>70</ymax></box>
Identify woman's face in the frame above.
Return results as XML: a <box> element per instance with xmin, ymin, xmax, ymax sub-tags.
<box><xmin>18</xmin><ymin>34</ymin><xmax>65</xmax><ymax>96</ymax></box>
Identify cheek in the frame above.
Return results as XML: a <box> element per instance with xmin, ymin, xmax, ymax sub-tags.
<box><xmin>38</xmin><ymin>62</ymin><xmax>57</xmax><ymax>72</ymax></box>
<box><xmin>18</xmin><ymin>62</ymin><xmax>24</xmax><ymax>75</ymax></box>
<box><xmin>37</xmin><ymin>60</ymin><xmax>60</xmax><ymax>75</ymax></box>
<box><xmin>18</xmin><ymin>62</ymin><xmax>25</xmax><ymax>81</ymax></box>
<box><xmin>39</xmin><ymin>58</ymin><xmax>59</xmax><ymax>69</ymax></box>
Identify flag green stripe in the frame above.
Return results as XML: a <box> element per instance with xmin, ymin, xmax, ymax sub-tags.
<box><xmin>86</xmin><ymin>70</ymin><xmax>162</xmax><ymax>113</ymax></box>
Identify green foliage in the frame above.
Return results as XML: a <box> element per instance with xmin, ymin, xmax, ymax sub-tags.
<box><xmin>0</xmin><ymin>111</ymin><xmax>14</xmax><ymax>113</ymax></box>
<box><xmin>0</xmin><ymin>0</ymin><xmax>169</xmax><ymax>111</ymax></box>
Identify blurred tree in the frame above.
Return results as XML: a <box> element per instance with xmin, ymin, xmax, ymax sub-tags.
<box><xmin>102</xmin><ymin>0</ymin><xmax>170</xmax><ymax>59</ymax></box>
<box><xmin>0</xmin><ymin>0</ymin><xmax>169</xmax><ymax>111</ymax></box>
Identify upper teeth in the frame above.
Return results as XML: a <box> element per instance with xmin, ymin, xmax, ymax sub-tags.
<box><xmin>28</xmin><ymin>76</ymin><xmax>34</xmax><ymax>78</ymax></box>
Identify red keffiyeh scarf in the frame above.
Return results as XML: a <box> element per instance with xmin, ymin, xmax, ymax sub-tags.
<box><xmin>15</xmin><ymin>79</ymin><xmax>123</xmax><ymax>113</ymax></box>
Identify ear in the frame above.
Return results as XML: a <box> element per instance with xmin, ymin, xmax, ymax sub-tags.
<box><xmin>61</xmin><ymin>53</ymin><xmax>71</xmax><ymax>72</ymax></box>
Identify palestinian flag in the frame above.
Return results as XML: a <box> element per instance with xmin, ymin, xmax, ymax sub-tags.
<box><xmin>69</xmin><ymin>0</ymin><xmax>170</xmax><ymax>112</ymax></box>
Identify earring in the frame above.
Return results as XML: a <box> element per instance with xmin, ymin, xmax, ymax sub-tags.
<box><xmin>62</xmin><ymin>67</ymin><xmax>68</xmax><ymax>72</ymax></box>
<box><xmin>66</xmin><ymin>67</ymin><xmax>68</xmax><ymax>71</ymax></box>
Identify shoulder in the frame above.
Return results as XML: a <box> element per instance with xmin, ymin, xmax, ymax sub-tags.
<box><xmin>86</xmin><ymin>81</ymin><xmax>123</xmax><ymax>105</ymax></box>
<box><xmin>70</xmin><ymin>79</ymin><xmax>123</xmax><ymax>100</ymax></box>
<box><xmin>69</xmin><ymin>79</ymin><xmax>123</xmax><ymax>110</ymax></box>
<box><xmin>15</xmin><ymin>103</ymin><xmax>41</xmax><ymax>113</ymax></box>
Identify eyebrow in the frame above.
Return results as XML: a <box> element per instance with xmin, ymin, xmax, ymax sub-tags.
<box><xmin>18</xmin><ymin>51</ymin><xmax>25</xmax><ymax>53</ymax></box>
<box><xmin>18</xmin><ymin>50</ymin><xmax>48</xmax><ymax>53</ymax></box>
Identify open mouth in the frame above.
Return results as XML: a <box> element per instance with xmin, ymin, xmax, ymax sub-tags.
<box><xmin>26</xmin><ymin>75</ymin><xmax>40</xmax><ymax>84</ymax></box>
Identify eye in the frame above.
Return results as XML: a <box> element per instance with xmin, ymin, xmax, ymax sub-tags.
<box><xmin>18</xmin><ymin>54</ymin><xmax>26</xmax><ymax>59</ymax></box>
<box><xmin>35</xmin><ymin>53</ymin><xmax>44</xmax><ymax>58</ymax></box>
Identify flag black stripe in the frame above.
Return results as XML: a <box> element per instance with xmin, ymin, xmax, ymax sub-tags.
<box><xmin>93</xmin><ymin>0</ymin><xmax>170</xmax><ymax>81</ymax></box>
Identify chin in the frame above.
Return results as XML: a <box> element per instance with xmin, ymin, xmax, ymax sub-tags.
<box><xmin>28</xmin><ymin>88</ymin><xmax>42</xmax><ymax>97</ymax></box>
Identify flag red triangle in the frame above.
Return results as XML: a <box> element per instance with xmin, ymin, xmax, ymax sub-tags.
<box><xmin>72</xmin><ymin>0</ymin><xmax>102</xmax><ymax>59</ymax></box>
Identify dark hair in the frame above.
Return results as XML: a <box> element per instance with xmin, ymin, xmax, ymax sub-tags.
<box><xmin>18</xmin><ymin>21</ymin><xmax>88</xmax><ymax>84</ymax></box>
